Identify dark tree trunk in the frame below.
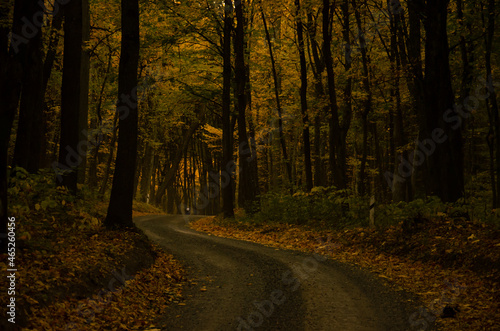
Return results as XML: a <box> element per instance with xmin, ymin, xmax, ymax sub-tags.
<box><xmin>353</xmin><ymin>0</ymin><xmax>372</xmax><ymax>196</ymax></box>
<box><xmin>419</xmin><ymin>0</ymin><xmax>464</xmax><ymax>202</ymax></box>
<box><xmin>0</xmin><ymin>0</ymin><xmax>24</xmax><ymax>253</ymax></box>
<box><xmin>222</xmin><ymin>0</ymin><xmax>235</xmax><ymax>218</ymax></box>
<box><xmin>295</xmin><ymin>0</ymin><xmax>313</xmax><ymax>192</ymax></box>
<box><xmin>105</xmin><ymin>0</ymin><xmax>140</xmax><ymax>228</ymax></box>
<box><xmin>323</xmin><ymin>0</ymin><xmax>345</xmax><ymax>188</ymax></box>
<box><xmin>140</xmin><ymin>142</ymin><xmax>153</xmax><ymax>202</ymax></box>
<box><xmin>339</xmin><ymin>0</ymin><xmax>352</xmax><ymax>185</ymax></box>
<box><xmin>235</xmin><ymin>0</ymin><xmax>259</xmax><ymax>211</ymax></box>
<box><xmin>12</xmin><ymin>0</ymin><xmax>44</xmax><ymax>173</ymax></box>
<box><xmin>387</xmin><ymin>0</ymin><xmax>411</xmax><ymax>201</ymax></box>
<box><xmin>56</xmin><ymin>0</ymin><xmax>89</xmax><ymax>192</ymax></box>
<box><xmin>305</xmin><ymin>8</ymin><xmax>327</xmax><ymax>187</ymax></box>
<box><xmin>482</xmin><ymin>0</ymin><xmax>500</xmax><ymax>207</ymax></box>
<box><xmin>78</xmin><ymin>0</ymin><xmax>90</xmax><ymax>184</ymax></box>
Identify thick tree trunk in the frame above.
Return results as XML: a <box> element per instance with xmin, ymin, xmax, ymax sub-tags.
<box><xmin>0</xmin><ymin>0</ymin><xmax>23</xmax><ymax>253</ymax></box>
<box><xmin>235</xmin><ymin>0</ymin><xmax>259</xmax><ymax>211</ymax></box>
<box><xmin>105</xmin><ymin>0</ymin><xmax>140</xmax><ymax>228</ymax></box>
<box><xmin>420</xmin><ymin>0</ymin><xmax>464</xmax><ymax>202</ymax></box>
<box><xmin>295</xmin><ymin>0</ymin><xmax>313</xmax><ymax>192</ymax></box>
<box><xmin>56</xmin><ymin>0</ymin><xmax>89</xmax><ymax>191</ymax></box>
<box><xmin>12</xmin><ymin>0</ymin><xmax>44</xmax><ymax>173</ymax></box>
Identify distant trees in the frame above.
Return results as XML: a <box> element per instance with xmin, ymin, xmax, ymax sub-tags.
<box><xmin>2</xmin><ymin>0</ymin><xmax>500</xmax><ymax>227</ymax></box>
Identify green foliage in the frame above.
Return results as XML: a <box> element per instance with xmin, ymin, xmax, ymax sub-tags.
<box><xmin>253</xmin><ymin>187</ymin><xmax>369</xmax><ymax>229</ymax></box>
<box><xmin>8</xmin><ymin>167</ymin><xmax>103</xmax><ymax>232</ymax></box>
<box><xmin>251</xmin><ymin>189</ymin><xmax>500</xmax><ymax>230</ymax></box>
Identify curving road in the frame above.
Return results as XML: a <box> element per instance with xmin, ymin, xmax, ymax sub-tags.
<box><xmin>135</xmin><ymin>215</ymin><xmax>421</xmax><ymax>331</ymax></box>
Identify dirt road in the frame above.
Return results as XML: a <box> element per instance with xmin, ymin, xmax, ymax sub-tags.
<box><xmin>135</xmin><ymin>215</ymin><xmax>422</xmax><ymax>331</ymax></box>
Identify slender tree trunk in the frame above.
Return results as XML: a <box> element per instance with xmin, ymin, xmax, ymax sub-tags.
<box><xmin>305</xmin><ymin>8</ymin><xmax>327</xmax><ymax>187</ymax></box>
<box><xmin>260</xmin><ymin>2</ymin><xmax>293</xmax><ymax>190</ymax></box>
<box><xmin>235</xmin><ymin>0</ymin><xmax>259</xmax><ymax>211</ymax></box>
<box><xmin>155</xmin><ymin>114</ymin><xmax>204</xmax><ymax>204</ymax></box>
<box><xmin>140</xmin><ymin>143</ymin><xmax>153</xmax><ymax>202</ymax></box>
<box><xmin>323</xmin><ymin>0</ymin><xmax>345</xmax><ymax>188</ymax></box>
<box><xmin>78</xmin><ymin>0</ymin><xmax>90</xmax><ymax>184</ymax></box>
<box><xmin>105</xmin><ymin>0</ymin><xmax>140</xmax><ymax>228</ymax></box>
<box><xmin>295</xmin><ymin>0</ymin><xmax>313</xmax><ymax>192</ymax></box>
<box><xmin>56</xmin><ymin>0</ymin><xmax>89</xmax><ymax>191</ymax></box>
<box><xmin>353</xmin><ymin>0</ymin><xmax>372</xmax><ymax>196</ymax></box>
<box><xmin>339</xmin><ymin>0</ymin><xmax>352</xmax><ymax>184</ymax></box>
<box><xmin>484</xmin><ymin>0</ymin><xmax>499</xmax><ymax>206</ymax></box>
<box><xmin>222</xmin><ymin>0</ymin><xmax>235</xmax><ymax>217</ymax></box>
<box><xmin>99</xmin><ymin>115</ymin><xmax>118</xmax><ymax>197</ymax></box>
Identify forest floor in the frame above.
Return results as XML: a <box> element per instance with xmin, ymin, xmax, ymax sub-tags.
<box><xmin>190</xmin><ymin>213</ymin><xmax>500</xmax><ymax>330</ymax></box>
<box><xmin>0</xmin><ymin>200</ymin><xmax>187</xmax><ymax>331</ymax></box>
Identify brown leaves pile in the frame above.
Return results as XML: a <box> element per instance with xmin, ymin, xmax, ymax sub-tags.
<box><xmin>28</xmin><ymin>246</ymin><xmax>186</xmax><ymax>331</ymax></box>
<box><xmin>191</xmin><ymin>216</ymin><xmax>500</xmax><ymax>330</ymax></box>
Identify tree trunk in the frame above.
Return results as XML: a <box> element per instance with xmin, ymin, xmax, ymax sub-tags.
<box><xmin>0</xmin><ymin>0</ymin><xmax>24</xmax><ymax>253</ymax></box>
<box><xmin>483</xmin><ymin>0</ymin><xmax>499</xmax><ymax>207</ymax></box>
<box><xmin>140</xmin><ymin>142</ymin><xmax>153</xmax><ymax>202</ymax></box>
<box><xmin>235</xmin><ymin>0</ymin><xmax>259</xmax><ymax>211</ymax></box>
<box><xmin>260</xmin><ymin>2</ymin><xmax>293</xmax><ymax>191</ymax></box>
<box><xmin>78</xmin><ymin>0</ymin><xmax>90</xmax><ymax>184</ymax></box>
<box><xmin>305</xmin><ymin>7</ymin><xmax>327</xmax><ymax>187</ymax></box>
<box><xmin>353</xmin><ymin>0</ymin><xmax>372</xmax><ymax>196</ymax></box>
<box><xmin>222</xmin><ymin>0</ymin><xmax>235</xmax><ymax>218</ymax></box>
<box><xmin>155</xmin><ymin>113</ymin><xmax>204</xmax><ymax>204</ymax></box>
<box><xmin>12</xmin><ymin>0</ymin><xmax>44</xmax><ymax>173</ymax></box>
<box><xmin>56</xmin><ymin>0</ymin><xmax>89</xmax><ymax>192</ymax></box>
<box><xmin>323</xmin><ymin>0</ymin><xmax>345</xmax><ymax>188</ymax></box>
<box><xmin>105</xmin><ymin>0</ymin><xmax>140</xmax><ymax>228</ymax></box>
<box><xmin>420</xmin><ymin>0</ymin><xmax>464</xmax><ymax>202</ymax></box>
<box><xmin>295</xmin><ymin>0</ymin><xmax>313</xmax><ymax>192</ymax></box>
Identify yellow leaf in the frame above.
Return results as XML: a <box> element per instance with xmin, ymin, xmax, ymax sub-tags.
<box><xmin>35</xmin><ymin>204</ymin><xmax>40</xmax><ymax>210</ymax></box>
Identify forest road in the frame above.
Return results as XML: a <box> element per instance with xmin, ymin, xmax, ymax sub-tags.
<box><xmin>135</xmin><ymin>215</ymin><xmax>421</xmax><ymax>331</ymax></box>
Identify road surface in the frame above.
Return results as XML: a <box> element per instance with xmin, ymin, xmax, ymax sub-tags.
<box><xmin>135</xmin><ymin>215</ymin><xmax>423</xmax><ymax>331</ymax></box>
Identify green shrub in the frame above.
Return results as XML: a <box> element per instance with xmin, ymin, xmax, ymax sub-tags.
<box><xmin>253</xmin><ymin>187</ymin><xmax>369</xmax><ymax>229</ymax></box>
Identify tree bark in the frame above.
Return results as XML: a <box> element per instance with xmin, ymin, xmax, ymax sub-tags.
<box><xmin>260</xmin><ymin>2</ymin><xmax>294</xmax><ymax>191</ymax></box>
<box><xmin>353</xmin><ymin>0</ymin><xmax>372</xmax><ymax>196</ymax></box>
<box><xmin>484</xmin><ymin>0</ymin><xmax>499</xmax><ymax>206</ymax></box>
<box><xmin>0</xmin><ymin>0</ymin><xmax>24</xmax><ymax>253</ymax></box>
<box><xmin>295</xmin><ymin>0</ymin><xmax>313</xmax><ymax>192</ymax></box>
<box><xmin>419</xmin><ymin>0</ymin><xmax>464</xmax><ymax>202</ymax></box>
<box><xmin>323</xmin><ymin>0</ymin><xmax>346</xmax><ymax>189</ymax></box>
<box><xmin>12</xmin><ymin>0</ymin><xmax>44</xmax><ymax>173</ymax></box>
<box><xmin>235</xmin><ymin>0</ymin><xmax>260</xmax><ymax>211</ymax></box>
<box><xmin>105</xmin><ymin>0</ymin><xmax>140</xmax><ymax>228</ymax></box>
<box><xmin>222</xmin><ymin>0</ymin><xmax>235</xmax><ymax>218</ymax></box>
<box><xmin>56</xmin><ymin>0</ymin><xmax>89</xmax><ymax>192</ymax></box>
